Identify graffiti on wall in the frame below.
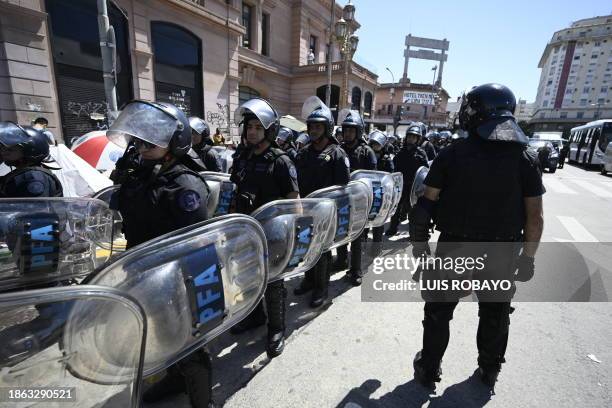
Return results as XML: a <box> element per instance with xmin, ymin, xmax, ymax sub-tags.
<box><xmin>66</xmin><ymin>101</ymin><xmax>109</xmax><ymax>119</ymax></box>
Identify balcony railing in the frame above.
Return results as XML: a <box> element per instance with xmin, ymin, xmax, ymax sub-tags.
<box><xmin>293</xmin><ymin>60</ymin><xmax>378</xmax><ymax>82</ymax></box>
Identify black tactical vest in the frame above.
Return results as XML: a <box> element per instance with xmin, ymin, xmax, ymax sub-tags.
<box><xmin>435</xmin><ymin>138</ymin><xmax>525</xmax><ymax>240</ymax></box>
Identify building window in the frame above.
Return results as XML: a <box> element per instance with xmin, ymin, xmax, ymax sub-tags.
<box><xmin>598</xmin><ymin>98</ymin><xmax>605</xmax><ymax>104</ymax></box>
<box><xmin>592</xmin><ymin>54</ymin><xmax>598</xmax><ymax>59</ymax></box>
<box><xmin>351</xmin><ymin>87</ymin><xmax>362</xmax><ymax>111</ymax></box>
<box><xmin>547</xmin><ymin>80</ymin><xmax>552</xmax><ymax>85</ymax></box>
<box><xmin>542</xmin><ymin>100</ymin><xmax>549</xmax><ymax>107</ymax></box>
<box><xmin>565</xmin><ymin>89</ymin><xmax>573</xmax><ymax>95</ymax></box>
<box><xmin>242</xmin><ymin>3</ymin><xmax>253</xmax><ymax>48</ymax></box>
<box><xmin>239</xmin><ymin>86</ymin><xmax>261</xmax><ymax>106</ymax></box>
<box><xmin>387</xmin><ymin>104</ymin><xmax>393</xmax><ymax>115</ymax></box>
<box><xmin>574</xmin><ymin>55</ymin><xmax>580</xmax><ymax>60</ymax></box>
<box><xmin>583</xmin><ymin>86</ymin><xmax>590</xmax><ymax>94</ymax></box>
<box><xmin>602</xmin><ymin>86</ymin><xmax>609</xmax><ymax>94</ymax></box>
<box><xmin>151</xmin><ymin>22</ymin><xmax>203</xmax><ymax>117</ymax></box>
<box><xmin>595</xmin><ymin>41</ymin><xmax>601</xmax><ymax>47</ymax></box>
<box><xmin>309</xmin><ymin>35</ymin><xmax>318</xmax><ymax>61</ymax></box>
<box><xmin>580</xmin><ymin>99</ymin><xmax>588</xmax><ymax>106</ymax></box>
<box><xmin>577</xmin><ymin>111</ymin><xmax>584</xmax><ymax>118</ymax></box>
<box><xmin>261</xmin><ymin>13</ymin><xmax>270</xmax><ymax>56</ymax></box>
<box><xmin>364</xmin><ymin>91</ymin><xmax>373</xmax><ymax>117</ymax></box>
<box><xmin>560</xmin><ymin>112</ymin><xmax>568</xmax><ymax>118</ymax></box>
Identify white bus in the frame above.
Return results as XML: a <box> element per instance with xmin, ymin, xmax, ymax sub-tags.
<box><xmin>568</xmin><ymin>120</ymin><xmax>612</xmax><ymax>173</ymax></box>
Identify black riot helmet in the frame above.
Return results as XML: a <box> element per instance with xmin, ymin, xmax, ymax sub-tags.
<box><xmin>458</xmin><ymin>83</ymin><xmax>527</xmax><ymax>143</ymax></box>
<box><xmin>0</xmin><ymin>122</ymin><xmax>51</xmax><ymax>165</ymax></box>
<box><xmin>189</xmin><ymin>116</ymin><xmax>211</xmax><ymax>139</ymax></box>
<box><xmin>234</xmin><ymin>98</ymin><xmax>280</xmax><ymax>145</ymax></box>
<box><xmin>276</xmin><ymin>126</ymin><xmax>294</xmax><ymax>145</ymax></box>
<box><xmin>405</xmin><ymin>125</ymin><xmax>423</xmax><ymax>139</ymax></box>
<box><xmin>339</xmin><ymin>109</ymin><xmax>365</xmax><ymax>141</ymax></box>
<box><xmin>107</xmin><ymin>100</ymin><xmax>192</xmax><ymax>157</ymax></box>
<box><xmin>302</xmin><ymin>96</ymin><xmax>335</xmax><ymax>142</ymax></box>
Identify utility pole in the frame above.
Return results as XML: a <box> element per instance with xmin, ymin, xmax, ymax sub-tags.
<box><xmin>325</xmin><ymin>0</ymin><xmax>335</xmax><ymax>107</ymax></box>
<box><xmin>97</xmin><ymin>0</ymin><xmax>118</xmax><ymax>123</ymax></box>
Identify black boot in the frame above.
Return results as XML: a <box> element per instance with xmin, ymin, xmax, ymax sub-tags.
<box><xmin>347</xmin><ymin>270</ymin><xmax>362</xmax><ymax>286</ymax></box>
<box><xmin>265</xmin><ymin>281</ymin><xmax>286</xmax><ymax>358</ymax></box>
<box><xmin>230</xmin><ymin>300</ymin><xmax>266</xmax><ymax>334</ymax></box>
<box><xmin>332</xmin><ymin>244</ymin><xmax>349</xmax><ymax>271</ymax></box>
<box><xmin>478</xmin><ymin>366</ymin><xmax>499</xmax><ymax>388</ymax></box>
<box><xmin>413</xmin><ymin>351</ymin><xmax>442</xmax><ymax>390</ymax></box>
<box><xmin>294</xmin><ymin>268</ymin><xmax>314</xmax><ymax>295</ymax></box>
<box><xmin>143</xmin><ymin>366</ymin><xmax>185</xmax><ymax>403</ymax></box>
<box><xmin>311</xmin><ymin>254</ymin><xmax>330</xmax><ymax>308</ymax></box>
<box><xmin>180</xmin><ymin>349</ymin><xmax>214</xmax><ymax>408</ymax></box>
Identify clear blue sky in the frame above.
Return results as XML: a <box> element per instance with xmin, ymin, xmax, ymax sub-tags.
<box><xmin>348</xmin><ymin>0</ymin><xmax>612</xmax><ymax>102</ymax></box>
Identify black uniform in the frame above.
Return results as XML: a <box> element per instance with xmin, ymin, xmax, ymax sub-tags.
<box><xmin>336</xmin><ymin>140</ymin><xmax>377</xmax><ymax>274</ymax></box>
<box><xmin>295</xmin><ymin>142</ymin><xmax>350</xmax><ymax>299</ymax></box>
<box><xmin>0</xmin><ymin>167</ymin><xmax>63</xmax><ymax>198</ymax></box>
<box><xmin>370</xmin><ymin>150</ymin><xmax>394</xmax><ymax>242</ymax></box>
<box><xmin>414</xmin><ymin>136</ymin><xmax>544</xmax><ymax>384</ymax></box>
<box><xmin>193</xmin><ymin>142</ymin><xmax>223</xmax><ymax>172</ymax></box>
<box><xmin>117</xmin><ymin>162</ymin><xmax>210</xmax><ymax>249</ymax></box>
<box><xmin>420</xmin><ymin>139</ymin><xmax>437</xmax><ymax>162</ymax></box>
<box><xmin>230</xmin><ymin>145</ymin><xmax>299</xmax><ymax>353</ymax></box>
<box><xmin>386</xmin><ymin>143</ymin><xmax>428</xmax><ymax>235</ymax></box>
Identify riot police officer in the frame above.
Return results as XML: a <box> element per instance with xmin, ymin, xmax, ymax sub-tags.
<box><xmin>408</xmin><ymin>83</ymin><xmax>545</xmax><ymax>389</ymax></box>
<box><xmin>106</xmin><ymin>100</ymin><xmax>214</xmax><ymax>407</ymax></box>
<box><xmin>0</xmin><ymin>122</ymin><xmax>62</xmax><ymax>198</ymax></box>
<box><xmin>189</xmin><ymin>117</ymin><xmax>223</xmax><ymax>172</ymax></box>
<box><xmin>414</xmin><ymin>123</ymin><xmax>436</xmax><ymax>161</ymax></box>
<box><xmin>229</xmin><ymin>98</ymin><xmax>300</xmax><ymax>358</ymax></box>
<box><xmin>295</xmin><ymin>132</ymin><xmax>310</xmax><ymax>151</ymax></box>
<box><xmin>333</xmin><ymin>110</ymin><xmax>376</xmax><ymax>285</ymax></box>
<box><xmin>294</xmin><ymin>97</ymin><xmax>350</xmax><ymax>307</ymax></box>
<box><xmin>276</xmin><ymin>126</ymin><xmax>298</xmax><ymax>161</ymax></box>
<box><xmin>368</xmin><ymin>130</ymin><xmax>394</xmax><ymax>244</ymax></box>
<box><xmin>385</xmin><ymin>125</ymin><xmax>429</xmax><ymax>237</ymax></box>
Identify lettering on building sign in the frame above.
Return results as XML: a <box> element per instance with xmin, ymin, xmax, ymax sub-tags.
<box><xmin>403</xmin><ymin>91</ymin><xmax>436</xmax><ymax>105</ymax></box>
<box><xmin>168</xmin><ymin>90</ymin><xmax>189</xmax><ymax>113</ymax></box>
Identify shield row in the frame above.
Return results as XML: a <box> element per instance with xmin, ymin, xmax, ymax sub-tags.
<box><xmin>0</xmin><ymin>168</ymin><xmax>423</xmax><ymax>407</ymax></box>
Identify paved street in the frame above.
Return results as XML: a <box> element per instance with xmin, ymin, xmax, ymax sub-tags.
<box><xmin>145</xmin><ymin>163</ymin><xmax>612</xmax><ymax>408</ymax></box>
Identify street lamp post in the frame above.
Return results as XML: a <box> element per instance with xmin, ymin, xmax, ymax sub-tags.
<box><xmin>590</xmin><ymin>102</ymin><xmax>603</xmax><ymax>119</ymax></box>
<box><xmin>335</xmin><ymin>1</ymin><xmax>358</xmax><ymax>109</ymax></box>
<box><xmin>385</xmin><ymin>67</ymin><xmax>395</xmax><ymax>103</ymax></box>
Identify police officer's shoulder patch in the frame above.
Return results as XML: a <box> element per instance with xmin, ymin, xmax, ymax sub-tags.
<box><xmin>26</xmin><ymin>180</ymin><xmax>45</xmax><ymax>196</ymax></box>
<box><xmin>344</xmin><ymin>157</ymin><xmax>351</xmax><ymax>168</ymax></box>
<box><xmin>289</xmin><ymin>164</ymin><xmax>298</xmax><ymax>179</ymax></box>
<box><xmin>177</xmin><ymin>189</ymin><xmax>201</xmax><ymax>212</ymax></box>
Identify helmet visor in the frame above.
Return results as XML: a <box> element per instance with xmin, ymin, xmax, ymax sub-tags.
<box><xmin>189</xmin><ymin>117</ymin><xmax>207</xmax><ymax>135</ymax></box>
<box><xmin>476</xmin><ymin>116</ymin><xmax>528</xmax><ymax>144</ymax></box>
<box><xmin>337</xmin><ymin>109</ymin><xmax>362</xmax><ymax>127</ymax></box>
<box><xmin>0</xmin><ymin>122</ymin><xmax>29</xmax><ymax>147</ymax></box>
<box><xmin>107</xmin><ymin>102</ymin><xmax>178</xmax><ymax>148</ymax></box>
<box><xmin>234</xmin><ymin>98</ymin><xmax>278</xmax><ymax>129</ymax></box>
<box><xmin>301</xmin><ymin>96</ymin><xmax>331</xmax><ymax>121</ymax></box>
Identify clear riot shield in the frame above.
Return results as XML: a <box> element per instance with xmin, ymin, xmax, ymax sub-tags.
<box><xmin>86</xmin><ymin>214</ymin><xmax>267</xmax><ymax>376</ymax></box>
<box><xmin>251</xmin><ymin>198</ymin><xmax>336</xmax><ymax>282</ymax></box>
<box><xmin>350</xmin><ymin>170</ymin><xmax>396</xmax><ymax>227</ymax></box>
<box><xmin>0</xmin><ymin>285</ymin><xmax>145</xmax><ymax>407</ymax></box>
<box><xmin>91</xmin><ymin>185</ymin><xmax>126</xmax><ymax>257</ymax></box>
<box><xmin>200</xmin><ymin>172</ymin><xmax>237</xmax><ymax>217</ymax></box>
<box><xmin>211</xmin><ymin>146</ymin><xmax>234</xmax><ymax>173</ymax></box>
<box><xmin>410</xmin><ymin>166</ymin><xmax>430</xmax><ymax>207</ymax></box>
<box><xmin>389</xmin><ymin>172</ymin><xmax>404</xmax><ymax>219</ymax></box>
<box><xmin>0</xmin><ymin>198</ymin><xmax>115</xmax><ymax>291</ymax></box>
<box><xmin>307</xmin><ymin>180</ymin><xmax>371</xmax><ymax>250</ymax></box>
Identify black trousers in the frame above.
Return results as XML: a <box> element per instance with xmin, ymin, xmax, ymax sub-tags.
<box><xmin>336</xmin><ymin>231</ymin><xmax>365</xmax><ymax>276</ymax></box>
<box><xmin>420</xmin><ymin>301</ymin><xmax>513</xmax><ymax>373</ymax></box>
<box><xmin>244</xmin><ymin>280</ymin><xmax>286</xmax><ymax>334</ymax></box>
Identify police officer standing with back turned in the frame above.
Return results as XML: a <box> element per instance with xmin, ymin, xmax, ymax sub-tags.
<box><xmin>106</xmin><ymin>101</ymin><xmax>214</xmax><ymax>408</ymax></box>
<box><xmin>228</xmin><ymin>98</ymin><xmax>300</xmax><ymax>358</ymax></box>
<box><xmin>408</xmin><ymin>83</ymin><xmax>545</xmax><ymax>390</ymax></box>
<box><xmin>333</xmin><ymin>110</ymin><xmax>376</xmax><ymax>285</ymax></box>
<box><xmin>294</xmin><ymin>97</ymin><xmax>350</xmax><ymax>307</ymax></box>
<box><xmin>385</xmin><ymin>125</ymin><xmax>429</xmax><ymax>237</ymax></box>
<box><xmin>189</xmin><ymin>117</ymin><xmax>223</xmax><ymax>172</ymax></box>
<box><xmin>0</xmin><ymin>122</ymin><xmax>62</xmax><ymax>198</ymax></box>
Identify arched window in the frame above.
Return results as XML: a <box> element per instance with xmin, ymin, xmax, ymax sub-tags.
<box><xmin>351</xmin><ymin>87</ymin><xmax>362</xmax><ymax>111</ymax></box>
<box><xmin>46</xmin><ymin>0</ymin><xmax>132</xmax><ymax>144</ymax></box>
<box><xmin>151</xmin><ymin>22</ymin><xmax>203</xmax><ymax>117</ymax></box>
<box><xmin>364</xmin><ymin>91</ymin><xmax>373</xmax><ymax>117</ymax></box>
<box><xmin>239</xmin><ymin>86</ymin><xmax>261</xmax><ymax>106</ymax></box>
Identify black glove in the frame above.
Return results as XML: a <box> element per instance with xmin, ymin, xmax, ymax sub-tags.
<box><xmin>515</xmin><ymin>254</ymin><xmax>535</xmax><ymax>282</ymax></box>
